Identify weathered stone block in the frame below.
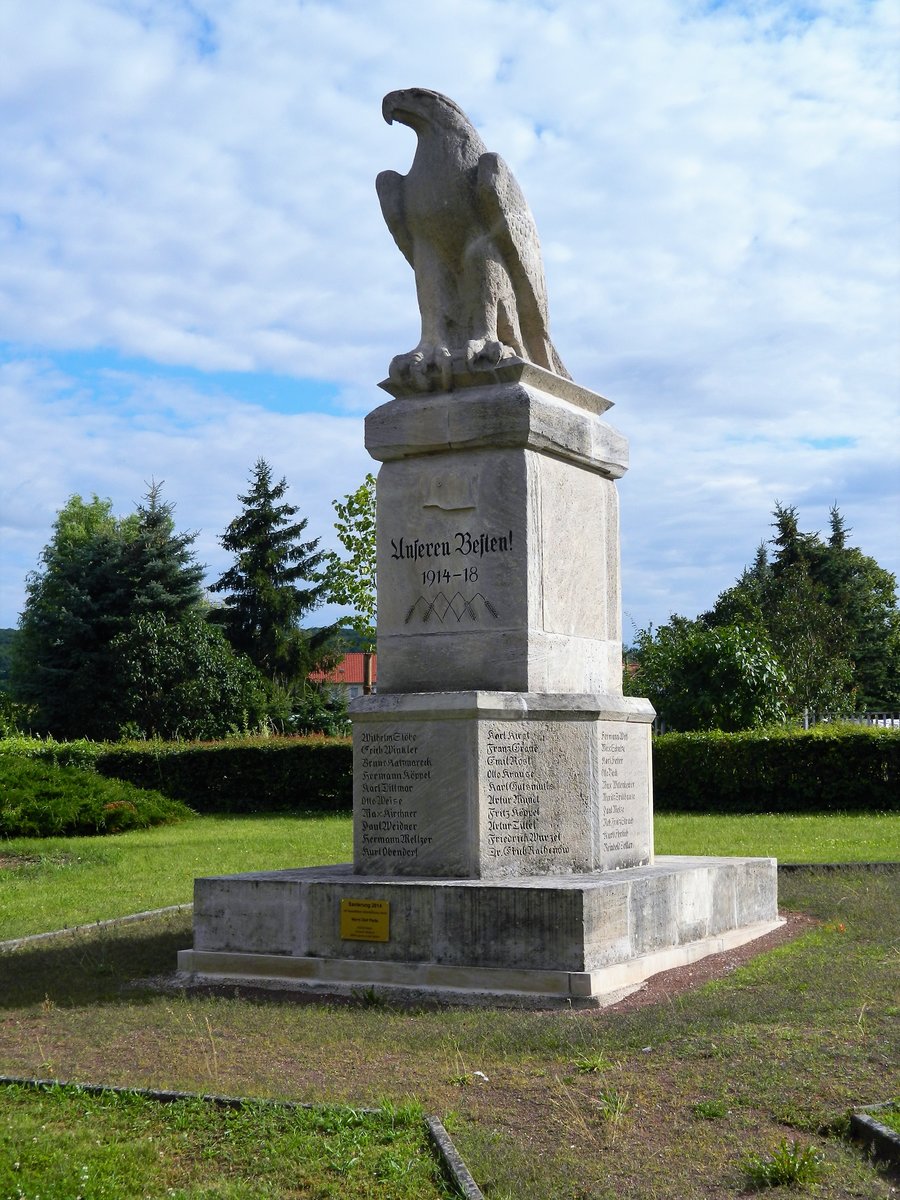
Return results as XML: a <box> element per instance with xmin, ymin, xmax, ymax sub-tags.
<box><xmin>367</xmin><ymin>373</ymin><xmax>627</xmax><ymax>696</ymax></box>
<box><xmin>352</xmin><ymin>691</ymin><xmax>654</xmax><ymax>880</ymax></box>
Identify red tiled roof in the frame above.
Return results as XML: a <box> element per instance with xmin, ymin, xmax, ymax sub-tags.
<box><xmin>309</xmin><ymin>652</ymin><xmax>377</xmax><ymax>686</ymax></box>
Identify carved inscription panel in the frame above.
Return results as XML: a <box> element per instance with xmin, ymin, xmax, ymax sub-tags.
<box><xmin>376</xmin><ymin>452</ymin><xmax>528</xmax><ymax>640</ymax></box>
<box><xmin>353</xmin><ymin>719</ymin><xmax>473</xmax><ymax>877</ymax></box>
<box><xmin>598</xmin><ymin>722</ymin><xmax>652</xmax><ymax>870</ymax></box>
<box><xmin>479</xmin><ymin>720</ymin><xmax>593</xmax><ymax>878</ymax></box>
<box><xmin>353</xmin><ymin>713</ymin><xmax>653</xmax><ymax>880</ymax></box>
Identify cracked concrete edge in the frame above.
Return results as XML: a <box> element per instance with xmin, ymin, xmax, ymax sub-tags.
<box><xmin>0</xmin><ymin>1075</ymin><xmax>484</xmax><ymax>1198</ymax></box>
<box><xmin>850</xmin><ymin>1104</ymin><xmax>900</xmax><ymax>1167</ymax></box>
<box><xmin>426</xmin><ymin>1115</ymin><xmax>486</xmax><ymax>1198</ymax></box>
<box><xmin>0</xmin><ymin>904</ymin><xmax>193</xmax><ymax>953</ymax></box>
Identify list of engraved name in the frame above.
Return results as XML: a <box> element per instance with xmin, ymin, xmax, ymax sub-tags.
<box><xmin>358</xmin><ymin>731</ymin><xmax>432</xmax><ymax>858</ymax></box>
<box><xmin>485</xmin><ymin>725</ymin><xmax>570</xmax><ymax>860</ymax></box>
<box><xmin>601</xmin><ymin>728</ymin><xmax>636</xmax><ymax>854</ymax></box>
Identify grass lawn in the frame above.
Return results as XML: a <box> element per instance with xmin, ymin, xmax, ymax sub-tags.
<box><xmin>0</xmin><ymin>1083</ymin><xmax>451</xmax><ymax>1199</ymax></box>
<box><xmin>2</xmin><ymin>811</ymin><xmax>898</xmax><ymax>940</ymax></box>
<box><xmin>0</xmin><ymin>814</ymin><xmax>353</xmax><ymax>939</ymax></box>
<box><xmin>0</xmin><ymin>869</ymin><xmax>897</xmax><ymax>1198</ymax></box>
<box><xmin>654</xmin><ymin>811</ymin><xmax>900</xmax><ymax>863</ymax></box>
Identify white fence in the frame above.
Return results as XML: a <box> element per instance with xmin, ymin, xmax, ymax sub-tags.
<box><xmin>803</xmin><ymin>711</ymin><xmax>900</xmax><ymax>730</ymax></box>
<box><xmin>651</xmin><ymin>711</ymin><xmax>900</xmax><ymax>735</ymax></box>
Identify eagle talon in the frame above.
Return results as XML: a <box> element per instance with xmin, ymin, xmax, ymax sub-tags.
<box><xmin>467</xmin><ymin>339</ymin><xmax>509</xmax><ymax>371</ymax></box>
<box><xmin>388</xmin><ymin>351</ymin><xmax>422</xmax><ymax>386</ymax></box>
<box><xmin>389</xmin><ymin>346</ymin><xmax>452</xmax><ymax>393</ymax></box>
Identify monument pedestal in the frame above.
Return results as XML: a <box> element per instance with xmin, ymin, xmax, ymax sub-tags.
<box><xmin>176</xmin><ymin>856</ymin><xmax>781</xmax><ymax>1007</ymax></box>
<box><xmin>177</xmin><ymin>363</ymin><xmax>782</xmax><ymax>1005</ymax></box>
<box><xmin>369</xmin><ymin>365</ymin><xmax>629</xmax><ymax>698</ymax></box>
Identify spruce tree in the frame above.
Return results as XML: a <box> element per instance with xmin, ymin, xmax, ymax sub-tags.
<box><xmin>828</xmin><ymin>503</ymin><xmax>849</xmax><ymax>551</ymax></box>
<box><xmin>13</xmin><ymin>495</ymin><xmax>132</xmax><ymax>736</ymax></box>
<box><xmin>704</xmin><ymin>503</ymin><xmax>900</xmax><ymax>713</ymax></box>
<box><xmin>211</xmin><ymin>459</ymin><xmax>331</xmax><ymax>684</ymax></box>
<box><xmin>127</xmin><ymin>480</ymin><xmax>205</xmax><ymax>617</ymax></box>
<box><xmin>12</xmin><ymin>485</ymin><xmax>211</xmax><ymax>738</ymax></box>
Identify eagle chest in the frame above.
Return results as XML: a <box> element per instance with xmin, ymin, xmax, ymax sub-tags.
<box><xmin>404</xmin><ymin>156</ymin><xmax>483</xmax><ymax>265</ymax></box>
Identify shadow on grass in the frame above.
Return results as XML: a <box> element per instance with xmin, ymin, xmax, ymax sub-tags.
<box><xmin>0</xmin><ymin>910</ymin><xmax>192</xmax><ymax>1010</ymax></box>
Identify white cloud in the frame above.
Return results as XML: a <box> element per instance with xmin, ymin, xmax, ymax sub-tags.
<box><xmin>0</xmin><ymin>358</ymin><xmax>371</xmax><ymax>625</ymax></box>
<box><xmin>0</xmin><ymin>0</ymin><xmax>897</xmax><ymax>631</ymax></box>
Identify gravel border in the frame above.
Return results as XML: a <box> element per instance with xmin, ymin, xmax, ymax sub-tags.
<box><xmin>0</xmin><ymin>1074</ymin><xmax>483</xmax><ymax>1199</ymax></box>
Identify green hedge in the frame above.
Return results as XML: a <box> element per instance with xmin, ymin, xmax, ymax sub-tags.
<box><xmin>3</xmin><ymin>726</ymin><xmax>896</xmax><ymax>818</ymax></box>
<box><xmin>0</xmin><ymin>735</ymin><xmax>103</xmax><ymax>769</ymax></box>
<box><xmin>94</xmin><ymin>735</ymin><xmax>353</xmax><ymax>813</ymax></box>
<box><xmin>652</xmin><ymin>725</ymin><xmax>899</xmax><ymax>813</ymax></box>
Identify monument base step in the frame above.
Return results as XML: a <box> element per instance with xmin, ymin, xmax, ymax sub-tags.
<box><xmin>176</xmin><ymin>917</ymin><xmax>782</xmax><ymax>1008</ymax></box>
<box><xmin>176</xmin><ymin>855</ymin><xmax>782</xmax><ymax>1007</ymax></box>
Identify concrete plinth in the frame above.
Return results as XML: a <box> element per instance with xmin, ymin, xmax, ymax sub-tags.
<box><xmin>176</xmin><ymin>856</ymin><xmax>783</xmax><ymax>1007</ymax></box>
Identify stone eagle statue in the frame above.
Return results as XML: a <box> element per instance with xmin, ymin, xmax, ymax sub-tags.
<box><xmin>377</xmin><ymin>87</ymin><xmax>570</xmax><ymax>392</ymax></box>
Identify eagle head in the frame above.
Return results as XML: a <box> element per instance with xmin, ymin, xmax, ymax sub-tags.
<box><xmin>382</xmin><ymin>88</ymin><xmax>472</xmax><ymax>136</ymax></box>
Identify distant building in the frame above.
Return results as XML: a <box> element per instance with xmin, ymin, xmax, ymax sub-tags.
<box><xmin>310</xmin><ymin>652</ymin><xmax>377</xmax><ymax>701</ymax></box>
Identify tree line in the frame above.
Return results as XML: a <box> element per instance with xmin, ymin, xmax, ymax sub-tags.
<box><xmin>5</xmin><ymin>460</ymin><xmax>377</xmax><ymax>741</ymax></box>
<box><xmin>6</xmin><ymin>480</ymin><xmax>895</xmax><ymax>741</ymax></box>
<box><xmin>626</xmin><ymin>503</ymin><xmax>900</xmax><ymax>730</ymax></box>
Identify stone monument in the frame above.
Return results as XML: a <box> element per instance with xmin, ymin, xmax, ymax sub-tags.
<box><xmin>176</xmin><ymin>89</ymin><xmax>782</xmax><ymax>1005</ymax></box>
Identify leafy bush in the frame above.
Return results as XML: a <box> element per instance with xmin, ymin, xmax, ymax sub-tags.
<box><xmin>94</xmin><ymin>735</ymin><xmax>352</xmax><ymax>813</ymax></box>
<box><xmin>0</xmin><ymin>692</ymin><xmax>36</xmax><ymax>738</ymax></box>
<box><xmin>653</xmin><ymin>725</ymin><xmax>899</xmax><ymax>813</ymax></box>
<box><xmin>0</xmin><ymin>757</ymin><xmax>194</xmax><ymax>837</ymax></box>
<box><xmin>110</xmin><ymin>611</ymin><xmax>270</xmax><ymax>740</ymax></box>
<box><xmin>265</xmin><ymin>681</ymin><xmax>350</xmax><ymax>738</ymax></box>
<box><xmin>627</xmin><ymin>620</ymin><xmax>787</xmax><ymax>731</ymax></box>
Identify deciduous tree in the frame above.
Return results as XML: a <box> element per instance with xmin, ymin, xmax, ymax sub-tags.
<box><xmin>320</xmin><ymin>472</ymin><xmax>377</xmax><ymax>649</ymax></box>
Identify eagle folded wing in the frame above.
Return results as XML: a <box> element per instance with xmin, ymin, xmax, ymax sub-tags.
<box><xmin>376</xmin><ymin>169</ymin><xmax>415</xmax><ymax>269</ymax></box>
<box><xmin>475</xmin><ymin>153</ymin><xmax>554</xmax><ymax>357</ymax></box>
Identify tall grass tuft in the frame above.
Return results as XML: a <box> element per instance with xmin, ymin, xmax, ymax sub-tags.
<box><xmin>741</xmin><ymin>1138</ymin><xmax>825</xmax><ymax>1189</ymax></box>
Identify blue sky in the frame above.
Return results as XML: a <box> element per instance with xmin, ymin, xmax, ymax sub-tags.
<box><xmin>1</xmin><ymin>0</ymin><xmax>898</xmax><ymax>636</ymax></box>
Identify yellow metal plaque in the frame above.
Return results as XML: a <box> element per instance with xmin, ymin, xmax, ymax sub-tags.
<box><xmin>340</xmin><ymin>898</ymin><xmax>390</xmax><ymax>942</ymax></box>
